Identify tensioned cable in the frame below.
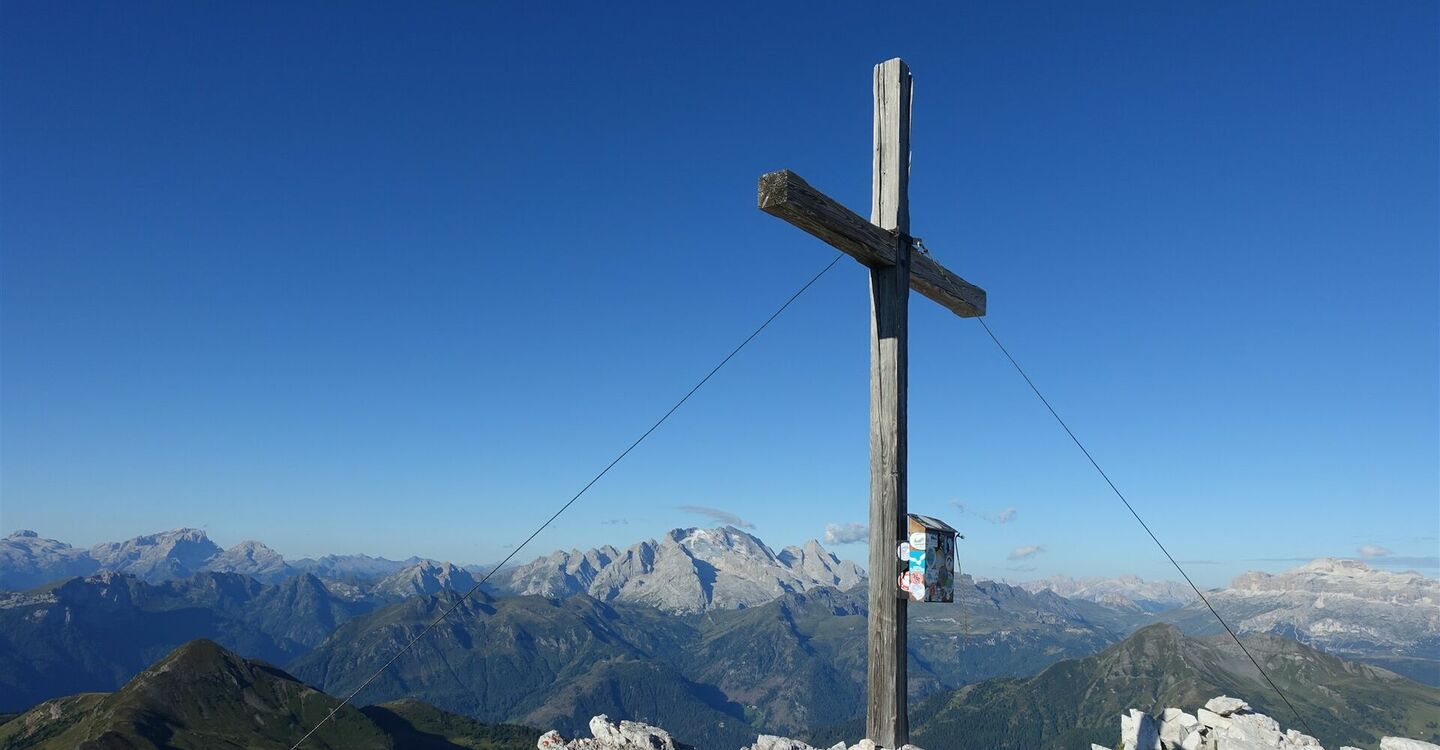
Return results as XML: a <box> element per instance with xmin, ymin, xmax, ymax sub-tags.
<box><xmin>287</xmin><ymin>252</ymin><xmax>844</xmax><ymax>750</ymax></box>
<box><xmin>973</xmin><ymin>316</ymin><xmax>1317</xmax><ymax>738</ymax></box>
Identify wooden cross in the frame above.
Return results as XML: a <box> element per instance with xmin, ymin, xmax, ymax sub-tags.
<box><xmin>756</xmin><ymin>58</ymin><xmax>986</xmax><ymax>748</ymax></box>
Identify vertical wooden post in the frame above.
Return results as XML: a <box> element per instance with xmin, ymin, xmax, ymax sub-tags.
<box><xmin>866</xmin><ymin>57</ymin><xmax>911</xmax><ymax>749</ymax></box>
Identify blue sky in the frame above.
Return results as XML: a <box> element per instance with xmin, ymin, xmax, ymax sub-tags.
<box><xmin>2</xmin><ymin>1</ymin><xmax>1435</xmax><ymax>587</ymax></box>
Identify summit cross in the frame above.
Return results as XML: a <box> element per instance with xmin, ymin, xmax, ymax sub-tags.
<box><xmin>755</xmin><ymin>58</ymin><xmax>986</xmax><ymax>748</ymax></box>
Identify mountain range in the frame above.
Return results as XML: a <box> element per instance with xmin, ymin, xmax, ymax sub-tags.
<box><xmin>0</xmin><ymin>638</ymin><xmax>541</xmax><ymax>750</ymax></box>
<box><xmin>1015</xmin><ymin>573</ymin><xmax>1197</xmax><ymax>612</ymax></box>
<box><xmin>1161</xmin><ymin>558</ymin><xmax>1440</xmax><ymax>685</ymax></box>
<box><xmin>3</xmin><ymin>523</ymin><xmax>1438</xmax><ymax>745</ymax></box>
<box><xmin>0</xmin><ymin>528</ymin><xmax>441</xmax><ymax>589</ymax></box>
<box><xmin>8</xmin><ymin>624</ymin><xmax>1438</xmax><ymax>750</ymax></box>
<box><xmin>287</xmin><ymin>578</ymin><xmax>1142</xmax><ymax>748</ymax></box>
<box><xmin>493</xmin><ymin>526</ymin><xmax>866</xmax><ymax>613</ymax></box>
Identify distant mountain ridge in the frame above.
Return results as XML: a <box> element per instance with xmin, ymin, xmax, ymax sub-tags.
<box><xmin>0</xmin><ymin>528</ymin><xmax>439</xmax><ymax>589</ymax></box>
<box><xmin>494</xmin><ymin>526</ymin><xmax>865</xmax><ymax>613</ymax></box>
<box><xmin>1161</xmin><ymin>557</ymin><xmax>1440</xmax><ymax>685</ymax></box>
<box><xmin>1015</xmin><ymin>573</ymin><xmax>1197</xmax><ymax>612</ymax></box>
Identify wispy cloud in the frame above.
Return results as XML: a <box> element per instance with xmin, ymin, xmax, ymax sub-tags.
<box><xmin>600</xmin><ymin>519</ymin><xmax>629</xmax><ymax>526</ymax></box>
<box><xmin>1009</xmin><ymin>545</ymin><xmax>1045</xmax><ymax>560</ymax></box>
<box><xmin>823</xmin><ymin>522</ymin><xmax>867</xmax><ymax>545</ymax></box>
<box><xmin>1358</xmin><ymin>544</ymin><xmax>1391</xmax><ymax>558</ymax></box>
<box><xmin>950</xmin><ymin>500</ymin><xmax>1017</xmax><ymax>525</ymax></box>
<box><xmin>676</xmin><ymin>505</ymin><xmax>755</xmax><ymax>529</ymax></box>
<box><xmin>1178</xmin><ymin>559</ymin><xmax>1221</xmax><ymax>565</ymax></box>
<box><xmin>1006</xmin><ymin>565</ymin><xmax>1037</xmax><ymax>573</ymax></box>
<box><xmin>990</xmin><ymin>507</ymin><xmax>1017</xmax><ymax>524</ymax></box>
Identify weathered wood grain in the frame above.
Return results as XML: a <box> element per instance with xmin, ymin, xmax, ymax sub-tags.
<box><xmin>757</xmin><ymin>169</ymin><xmax>986</xmax><ymax>318</ymax></box>
<box><xmin>866</xmin><ymin>56</ymin><xmax>911</xmax><ymax>750</ymax></box>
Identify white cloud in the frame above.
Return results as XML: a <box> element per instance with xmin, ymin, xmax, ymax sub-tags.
<box><xmin>676</xmin><ymin>505</ymin><xmax>755</xmax><ymax>529</ymax></box>
<box><xmin>824</xmin><ymin>522</ymin><xmax>868</xmax><ymax>545</ymax></box>
<box><xmin>1358</xmin><ymin>544</ymin><xmax>1391</xmax><ymax>558</ymax></box>
<box><xmin>1008</xmin><ymin>545</ymin><xmax>1045</xmax><ymax>560</ymax></box>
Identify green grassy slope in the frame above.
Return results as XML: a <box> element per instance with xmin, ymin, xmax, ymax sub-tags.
<box><xmin>0</xmin><ymin>640</ymin><xmax>539</xmax><ymax>750</ymax></box>
<box><xmin>812</xmin><ymin>624</ymin><xmax>1440</xmax><ymax>750</ymax></box>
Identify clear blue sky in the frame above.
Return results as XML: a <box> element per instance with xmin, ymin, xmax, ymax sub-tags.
<box><xmin>2</xmin><ymin>1</ymin><xmax>1435</xmax><ymax>587</ymax></box>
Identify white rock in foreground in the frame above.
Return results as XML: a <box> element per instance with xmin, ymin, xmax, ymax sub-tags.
<box><xmin>1197</xmin><ymin>708</ymin><xmax>1232</xmax><ymax>731</ymax></box>
<box><xmin>1122</xmin><ymin>709</ymin><xmax>1162</xmax><ymax>750</ymax></box>
<box><xmin>541</xmin><ymin>704</ymin><xmax>1439</xmax><ymax>750</ymax></box>
<box><xmin>538</xmin><ymin>715</ymin><xmax>694</xmax><ymax>750</ymax></box>
<box><xmin>746</xmin><ymin>736</ymin><xmax>819</xmax><ymax>750</ymax></box>
<box><xmin>1381</xmin><ymin>739</ymin><xmax>1440</xmax><ymax>750</ymax></box>
<box><xmin>1103</xmin><ymin>697</ymin><xmax>1439</xmax><ymax>750</ymax></box>
<box><xmin>1204</xmin><ymin>697</ymin><xmax>1251</xmax><ymax>717</ymax></box>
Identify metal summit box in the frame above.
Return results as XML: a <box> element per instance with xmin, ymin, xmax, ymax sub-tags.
<box><xmin>896</xmin><ymin>514</ymin><xmax>958</xmax><ymax>603</ymax></box>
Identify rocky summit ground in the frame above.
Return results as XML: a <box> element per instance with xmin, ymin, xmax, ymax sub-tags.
<box><xmin>541</xmin><ymin>699</ymin><xmax>1440</xmax><ymax>750</ymax></box>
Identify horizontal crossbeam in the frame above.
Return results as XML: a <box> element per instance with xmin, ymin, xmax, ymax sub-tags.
<box><xmin>758</xmin><ymin>169</ymin><xmax>986</xmax><ymax>318</ymax></box>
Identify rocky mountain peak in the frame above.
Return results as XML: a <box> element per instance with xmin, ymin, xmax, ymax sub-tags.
<box><xmin>1162</xmin><ymin>557</ymin><xmax>1440</xmax><ymax>685</ymax></box>
<box><xmin>666</xmin><ymin>526</ymin><xmax>777</xmax><ymax>562</ymax></box>
<box><xmin>204</xmin><ymin>540</ymin><xmax>293</xmax><ymax>583</ymax></box>
<box><xmin>8</xmin><ymin>530</ymin><xmax>39</xmax><ymax>539</ymax></box>
<box><xmin>1226</xmin><ymin>558</ymin><xmax>1438</xmax><ymax>604</ymax></box>
<box><xmin>88</xmin><ymin>527</ymin><xmax>223</xmax><ymax>582</ymax></box>
<box><xmin>500</xmin><ymin>526</ymin><xmax>866</xmax><ymax>613</ymax></box>
<box><xmin>373</xmin><ymin>559</ymin><xmax>479</xmax><ymax>600</ymax></box>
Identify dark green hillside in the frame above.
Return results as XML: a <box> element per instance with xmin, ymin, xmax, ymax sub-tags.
<box><xmin>291</xmin><ymin>580</ymin><xmax>1141</xmax><ymax>749</ymax></box>
<box><xmin>0</xmin><ymin>571</ymin><xmax>373</xmax><ymax>711</ymax></box>
<box><xmin>0</xmin><ymin>639</ymin><xmax>390</xmax><ymax>749</ymax></box>
<box><xmin>0</xmin><ymin>640</ymin><xmax>539</xmax><ymax>750</ymax></box>
<box><xmin>290</xmin><ymin>590</ymin><xmax>702</xmax><ymax>721</ymax></box>
<box><xmin>362</xmin><ymin>699</ymin><xmax>541</xmax><ymax>750</ymax></box>
<box><xmin>516</xmin><ymin>658</ymin><xmax>753</xmax><ymax>750</ymax></box>
<box><xmin>293</xmin><ymin>591</ymin><xmax>754</xmax><ymax>746</ymax></box>
<box><xmin>813</xmin><ymin>624</ymin><xmax>1440</xmax><ymax>750</ymax></box>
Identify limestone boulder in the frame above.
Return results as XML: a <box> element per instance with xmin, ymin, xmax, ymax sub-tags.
<box><xmin>539</xmin><ymin>716</ymin><xmax>695</xmax><ymax>750</ymax></box>
<box><xmin>1204</xmin><ymin>697</ymin><xmax>1251</xmax><ymax>717</ymax></box>
<box><xmin>1123</xmin><ymin>709</ymin><xmax>1162</xmax><ymax>750</ymax></box>
<box><xmin>747</xmin><ymin>736</ymin><xmax>819</xmax><ymax>750</ymax></box>
<box><xmin>1197</xmin><ymin>709</ymin><xmax>1232</xmax><ymax>731</ymax></box>
<box><xmin>1161</xmin><ymin>714</ymin><xmax>1201</xmax><ymax>749</ymax></box>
